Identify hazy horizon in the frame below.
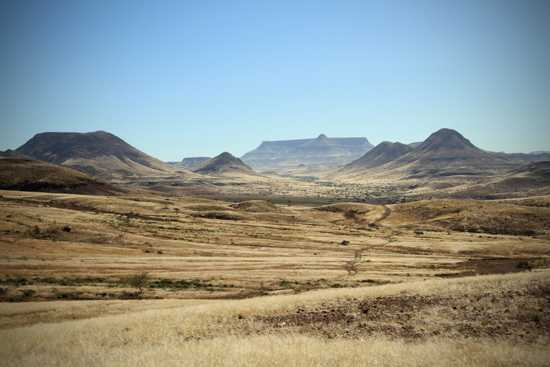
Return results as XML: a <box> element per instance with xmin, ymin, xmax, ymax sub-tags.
<box><xmin>2</xmin><ymin>0</ymin><xmax>550</xmax><ymax>160</ymax></box>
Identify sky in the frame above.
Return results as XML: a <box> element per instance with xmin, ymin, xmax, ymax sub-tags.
<box><xmin>1</xmin><ymin>0</ymin><xmax>549</xmax><ymax>160</ymax></box>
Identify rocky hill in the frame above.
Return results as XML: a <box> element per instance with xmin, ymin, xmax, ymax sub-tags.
<box><xmin>195</xmin><ymin>152</ymin><xmax>255</xmax><ymax>175</ymax></box>
<box><xmin>16</xmin><ymin>131</ymin><xmax>176</xmax><ymax>179</ymax></box>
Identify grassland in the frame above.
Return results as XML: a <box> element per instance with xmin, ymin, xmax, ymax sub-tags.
<box><xmin>1</xmin><ymin>271</ymin><xmax>549</xmax><ymax>366</ymax></box>
<box><xmin>0</xmin><ymin>189</ymin><xmax>549</xmax><ymax>366</ymax></box>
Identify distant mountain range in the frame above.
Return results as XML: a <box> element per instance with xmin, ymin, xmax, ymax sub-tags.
<box><xmin>16</xmin><ymin>131</ymin><xmax>178</xmax><ymax>179</ymax></box>
<box><xmin>242</xmin><ymin>134</ymin><xmax>373</xmax><ymax>173</ymax></box>
<box><xmin>5</xmin><ymin>128</ymin><xmax>549</xmax><ymax>189</ymax></box>
<box><xmin>340</xmin><ymin>128</ymin><xmax>550</xmax><ymax>179</ymax></box>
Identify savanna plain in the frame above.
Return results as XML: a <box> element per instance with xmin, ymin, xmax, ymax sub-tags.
<box><xmin>1</xmin><ymin>187</ymin><xmax>549</xmax><ymax>366</ymax></box>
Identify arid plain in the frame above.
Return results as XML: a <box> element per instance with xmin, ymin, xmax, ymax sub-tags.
<box><xmin>1</xmin><ymin>129</ymin><xmax>550</xmax><ymax>366</ymax></box>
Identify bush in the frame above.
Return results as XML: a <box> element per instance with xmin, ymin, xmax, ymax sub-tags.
<box><xmin>191</xmin><ymin>211</ymin><xmax>244</xmax><ymax>221</ymax></box>
<box><xmin>516</xmin><ymin>261</ymin><xmax>532</xmax><ymax>271</ymax></box>
<box><xmin>344</xmin><ymin>210</ymin><xmax>359</xmax><ymax>220</ymax></box>
<box><xmin>126</xmin><ymin>272</ymin><xmax>149</xmax><ymax>295</ymax></box>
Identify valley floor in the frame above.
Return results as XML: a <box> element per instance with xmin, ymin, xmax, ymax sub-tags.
<box><xmin>0</xmin><ymin>189</ymin><xmax>549</xmax><ymax>365</ymax></box>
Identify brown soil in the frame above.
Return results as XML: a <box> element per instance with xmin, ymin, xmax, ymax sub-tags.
<box><xmin>257</xmin><ymin>279</ymin><xmax>550</xmax><ymax>342</ymax></box>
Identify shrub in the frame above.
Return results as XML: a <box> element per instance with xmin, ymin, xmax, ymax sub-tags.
<box><xmin>126</xmin><ymin>272</ymin><xmax>149</xmax><ymax>295</ymax></box>
<box><xmin>516</xmin><ymin>261</ymin><xmax>532</xmax><ymax>271</ymax></box>
<box><xmin>344</xmin><ymin>210</ymin><xmax>359</xmax><ymax>220</ymax></box>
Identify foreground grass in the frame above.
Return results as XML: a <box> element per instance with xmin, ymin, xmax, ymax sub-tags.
<box><xmin>1</xmin><ymin>271</ymin><xmax>549</xmax><ymax>366</ymax></box>
<box><xmin>3</xmin><ymin>334</ymin><xmax>550</xmax><ymax>367</ymax></box>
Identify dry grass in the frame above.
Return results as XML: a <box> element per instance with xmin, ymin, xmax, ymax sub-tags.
<box><xmin>388</xmin><ymin>199</ymin><xmax>550</xmax><ymax>236</ymax></box>
<box><xmin>1</xmin><ymin>189</ymin><xmax>549</xmax><ymax>365</ymax></box>
<box><xmin>3</xmin><ymin>334</ymin><xmax>549</xmax><ymax>367</ymax></box>
<box><xmin>0</xmin><ymin>271</ymin><xmax>549</xmax><ymax>366</ymax></box>
<box><xmin>1</xmin><ymin>190</ymin><xmax>549</xmax><ymax>302</ymax></box>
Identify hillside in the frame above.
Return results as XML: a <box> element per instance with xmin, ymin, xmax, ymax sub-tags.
<box><xmin>16</xmin><ymin>131</ymin><xmax>176</xmax><ymax>179</ymax></box>
<box><xmin>337</xmin><ymin>129</ymin><xmax>539</xmax><ymax>183</ymax></box>
<box><xmin>195</xmin><ymin>152</ymin><xmax>255</xmax><ymax>175</ymax></box>
<box><xmin>0</xmin><ymin>157</ymin><xmax>120</xmax><ymax>195</ymax></box>
<box><xmin>1</xmin><ymin>272</ymin><xmax>548</xmax><ymax>366</ymax></box>
<box><xmin>242</xmin><ymin>134</ymin><xmax>373</xmax><ymax>173</ymax></box>
<box><xmin>343</xmin><ymin>141</ymin><xmax>413</xmax><ymax>171</ymax></box>
<box><xmin>392</xmin><ymin>128</ymin><xmax>510</xmax><ymax>178</ymax></box>
<box><xmin>451</xmin><ymin>161</ymin><xmax>550</xmax><ymax>199</ymax></box>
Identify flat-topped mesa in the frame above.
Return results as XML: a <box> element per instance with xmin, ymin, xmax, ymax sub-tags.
<box><xmin>242</xmin><ymin>134</ymin><xmax>373</xmax><ymax>173</ymax></box>
<box><xmin>16</xmin><ymin>130</ymin><xmax>177</xmax><ymax>178</ymax></box>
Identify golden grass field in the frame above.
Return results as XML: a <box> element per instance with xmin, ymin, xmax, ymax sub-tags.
<box><xmin>1</xmin><ymin>272</ymin><xmax>549</xmax><ymax>366</ymax></box>
<box><xmin>0</xmin><ymin>189</ymin><xmax>549</xmax><ymax>366</ymax></box>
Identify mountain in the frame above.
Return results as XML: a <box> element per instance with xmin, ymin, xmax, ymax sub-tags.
<box><xmin>242</xmin><ymin>134</ymin><xmax>373</xmax><ymax>173</ymax></box>
<box><xmin>195</xmin><ymin>152</ymin><xmax>255</xmax><ymax>175</ymax></box>
<box><xmin>180</xmin><ymin>157</ymin><xmax>211</xmax><ymax>170</ymax></box>
<box><xmin>344</xmin><ymin>141</ymin><xmax>412</xmax><ymax>171</ymax></box>
<box><xmin>387</xmin><ymin>128</ymin><xmax>516</xmax><ymax>178</ymax></box>
<box><xmin>16</xmin><ymin>131</ymin><xmax>176</xmax><ymax>179</ymax></box>
<box><xmin>0</xmin><ymin>156</ymin><xmax>120</xmax><ymax>195</ymax></box>
<box><xmin>337</xmin><ymin>128</ymin><xmax>541</xmax><ymax>181</ymax></box>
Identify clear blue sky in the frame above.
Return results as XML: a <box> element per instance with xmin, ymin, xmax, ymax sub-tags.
<box><xmin>1</xmin><ymin>0</ymin><xmax>549</xmax><ymax>160</ymax></box>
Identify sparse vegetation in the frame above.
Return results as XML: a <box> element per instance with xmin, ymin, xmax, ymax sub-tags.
<box><xmin>343</xmin><ymin>209</ymin><xmax>359</xmax><ymax>220</ymax></box>
<box><xmin>126</xmin><ymin>273</ymin><xmax>150</xmax><ymax>296</ymax></box>
<box><xmin>191</xmin><ymin>211</ymin><xmax>245</xmax><ymax>220</ymax></box>
<box><xmin>1</xmin><ymin>189</ymin><xmax>550</xmax><ymax>365</ymax></box>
